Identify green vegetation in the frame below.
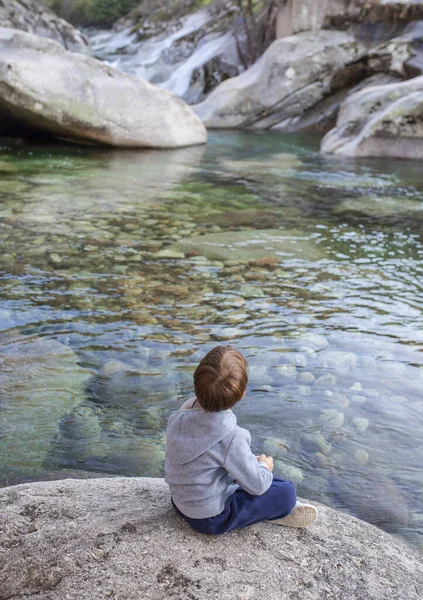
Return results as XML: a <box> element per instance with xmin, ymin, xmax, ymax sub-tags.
<box><xmin>45</xmin><ymin>0</ymin><xmax>141</xmax><ymax>27</ymax></box>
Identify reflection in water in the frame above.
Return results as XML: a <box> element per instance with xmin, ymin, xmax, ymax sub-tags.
<box><xmin>0</xmin><ymin>132</ymin><xmax>422</xmax><ymax>548</ymax></box>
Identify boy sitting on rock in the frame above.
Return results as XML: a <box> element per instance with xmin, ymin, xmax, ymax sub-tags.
<box><xmin>165</xmin><ymin>345</ymin><xmax>317</xmax><ymax>534</ymax></box>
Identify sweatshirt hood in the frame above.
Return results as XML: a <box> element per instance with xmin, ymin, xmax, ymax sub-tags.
<box><xmin>168</xmin><ymin>406</ymin><xmax>237</xmax><ymax>464</ymax></box>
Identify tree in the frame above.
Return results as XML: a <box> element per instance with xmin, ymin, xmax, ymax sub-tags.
<box><xmin>234</xmin><ymin>0</ymin><xmax>279</xmax><ymax>69</ymax></box>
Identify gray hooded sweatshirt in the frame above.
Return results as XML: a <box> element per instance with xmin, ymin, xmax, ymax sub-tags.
<box><xmin>165</xmin><ymin>398</ymin><xmax>273</xmax><ymax>519</ymax></box>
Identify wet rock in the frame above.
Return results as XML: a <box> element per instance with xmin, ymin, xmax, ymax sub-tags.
<box><xmin>354</xmin><ymin>449</ymin><xmax>369</xmax><ymax>466</ymax></box>
<box><xmin>100</xmin><ymin>360</ymin><xmax>131</xmax><ymax>376</ymax></box>
<box><xmin>273</xmin><ymin>460</ymin><xmax>304</xmax><ymax>483</ymax></box>
<box><xmin>239</xmin><ymin>285</ymin><xmax>266</xmax><ymax>299</ymax></box>
<box><xmin>248</xmin><ymin>365</ymin><xmax>273</xmax><ymax>386</ymax></box>
<box><xmin>320</xmin><ymin>409</ymin><xmax>345</xmax><ymax>429</ymax></box>
<box><xmin>334</xmin><ymin>195</ymin><xmax>423</xmax><ymax>219</ymax></box>
<box><xmin>391</xmin><ymin>395</ymin><xmax>408</xmax><ymax>404</ymax></box>
<box><xmin>302</xmin><ymin>433</ymin><xmax>332</xmax><ymax>456</ymax></box>
<box><xmin>331</xmin><ymin>473</ymin><xmax>410</xmax><ymax>533</ymax></box>
<box><xmin>0</xmin><ymin>331</ymin><xmax>89</xmax><ymax>476</ymax></box>
<box><xmin>350</xmin><ymin>394</ymin><xmax>367</xmax><ymax>405</ymax></box>
<box><xmin>155</xmin><ymin>249</ymin><xmax>185</xmax><ymax>259</ymax></box>
<box><xmin>316</xmin><ymin>373</ymin><xmax>337</xmax><ymax>386</ymax></box>
<box><xmin>322</xmin><ymin>74</ymin><xmax>423</xmax><ymax>160</ymax></box>
<box><xmin>317</xmin><ymin>350</ymin><xmax>357</xmax><ymax>371</ymax></box>
<box><xmin>297</xmin><ymin>371</ymin><xmax>316</xmax><ymax>384</ymax></box>
<box><xmin>169</xmin><ymin>228</ymin><xmax>328</xmax><ymax>262</ymax></box>
<box><xmin>297</xmin><ymin>333</ymin><xmax>330</xmax><ymax>351</ymax></box>
<box><xmin>274</xmin><ymin>364</ymin><xmax>297</xmax><ymax>380</ymax></box>
<box><xmin>0</xmin><ymin>28</ymin><xmax>206</xmax><ymax>148</ymax></box>
<box><xmin>91</xmin><ymin>4</ymin><xmax>243</xmax><ymax>105</ymax></box>
<box><xmin>215</xmin><ymin>327</ymin><xmax>242</xmax><ymax>340</ymax></box>
<box><xmin>329</xmin><ymin>393</ymin><xmax>350</xmax><ymax>409</ymax></box>
<box><xmin>262</xmin><ymin>437</ymin><xmax>289</xmax><ymax>458</ymax></box>
<box><xmin>352</xmin><ymin>417</ymin><xmax>369</xmax><ymax>434</ymax></box>
<box><xmin>298</xmin><ymin>385</ymin><xmax>312</xmax><ymax>396</ymax></box>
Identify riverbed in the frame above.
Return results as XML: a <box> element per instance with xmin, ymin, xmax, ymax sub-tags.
<box><xmin>0</xmin><ymin>131</ymin><xmax>422</xmax><ymax>548</ymax></box>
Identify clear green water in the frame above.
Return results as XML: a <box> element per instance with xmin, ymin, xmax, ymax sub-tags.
<box><xmin>0</xmin><ymin>132</ymin><xmax>422</xmax><ymax>548</ymax></box>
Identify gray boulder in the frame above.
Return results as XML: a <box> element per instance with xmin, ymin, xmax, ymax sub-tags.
<box><xmin>0</xmin><ymin>0</ymin><xmax>88</xmax><ymax>52</ymax></box>
<box><xmin>321</xmin><ymin>75</ymin><xmax>423</xmax><ymax>159</ymax></box>
<box><xmin>0</xmin><ymin>27</ymin><xmax>207</xmax><ymax>148</ymax></box>
<box><xmin>193</xmin><ymin>30</ymin><xmax>362</xmax><ymax>130</ymax></box>
<box><xmin>0</xmin><ymin>477</ymin><xmax>422</xmax><ymax>600</ymax></box>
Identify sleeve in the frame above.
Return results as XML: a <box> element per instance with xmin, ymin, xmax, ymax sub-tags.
<box><xmin>223</xmin><ymin>429</ymin><xmax>273</xmax><ymax>496</ymax></box>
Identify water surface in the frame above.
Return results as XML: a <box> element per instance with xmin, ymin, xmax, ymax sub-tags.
<box><xmin>0</xmin><ymin>132</ymin><xmax>422</xmax><ymax>548</ymax></box>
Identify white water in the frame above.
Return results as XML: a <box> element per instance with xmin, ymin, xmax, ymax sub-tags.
<box><xmin>89</xmin><ymin>8</ymin><xmax>242</xmax><ymax>102</ymax></box>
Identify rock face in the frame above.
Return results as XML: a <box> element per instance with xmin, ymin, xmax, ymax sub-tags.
<box><xmin>0</xmin><ymin>0</ymin><xmax>88</xmax><ymax>52</ymax></box>
<box><xmin>276</xmin><ymin>0</ymin><xmax>423</xmax><ymax>40</ymax></box>
<box><xmin>0</xmin><ymin>27</ymin><xmax>207</xmax><ymax>148</ymax></box>
<box><xmin>194</xmin><ymin>30</ymin><xmax>362</xmax><ymax>129</ymax></box>
<box><xmin>321</xmin><ymin>75</ymin><xmax>423</xmax><ymax>159</ymax></box>
<box><xmin>1</xmin><ymin>477</ymin><xmax>422</xmax><ymax>600</ymax></box>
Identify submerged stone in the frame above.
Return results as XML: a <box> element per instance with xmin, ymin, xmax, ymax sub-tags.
<box><xmin>0</xmin><ymin>331</ymin><xmax>89</xmax><ymax>475</ymax></box>
<box><xmin>169</xmin><ymin>229</ymin><xmax>327</xmax><ymax>262</ymax></box>
<box><xmin>274</xmin><ymin>364</ymin><xmax>297</xmax><ymax>380</ymax></box>
<box><xmin>273</xmin><ymin>460</ymin><xmax>304</xmax><ymax>484</ymax></box>
<box><xmin>320</xmin><ymin>409</ymin><xmax>345</xmax><ymax>429</ymax></box>
<box><xmin>315</xmin><ymin>373</ymin><xmax>337</xmax><ymax>386</ymax></box>
<box><xmin>297</xmin><ymin>371</ymin><xmax>316</xmax><ymax>384</ymax></box>
<box><xmin>302</xmin><ymin>432</ymin><xmax>332</xmax><ymax>456</ymax></box>
<box><xmin>262</xmin><ymin>437</ymin><xmax>290</xmax><ymax>458</ymax></box>
<box><xmin>354</xmin><ymin>449</ymin><xmax>370</xmax><ymax>466</ymax></box>
<box><xmin>352</xmin><ymin>417</ymin><xmax>369</xmax><ymax>434</ymax></box>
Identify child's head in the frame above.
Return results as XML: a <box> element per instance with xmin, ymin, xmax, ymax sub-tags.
<box><xmin>194</xmin><ymin>346</ymin><xmax>248</xmax><ymax>412</ymax></box>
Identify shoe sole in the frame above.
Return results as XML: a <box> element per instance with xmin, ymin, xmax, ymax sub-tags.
<box><xmin>268</xmin><ymin>504</ymin><xmax>318</xmax><ymax>528</ymax></box>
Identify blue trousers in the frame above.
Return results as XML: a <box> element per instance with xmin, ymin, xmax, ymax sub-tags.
<box><xmin>172</xmin><ymin>478</ymin><xmax>297</xmax><ymax>535</ymax></box>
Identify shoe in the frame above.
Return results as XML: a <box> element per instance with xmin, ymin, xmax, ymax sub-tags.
<box><xmin>267</xmin><ymin>502</ymin><xmax>318</xmax><ymax>528</ymax></box>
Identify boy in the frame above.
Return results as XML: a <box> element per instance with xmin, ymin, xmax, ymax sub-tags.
<box><xmin>165</xmin><ymin>345</ymin><xmax>317</xmax><ymax>534</ymax></box>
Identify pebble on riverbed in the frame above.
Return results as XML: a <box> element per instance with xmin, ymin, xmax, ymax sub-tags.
<box><xmin>315</xmin><ymin>373</ymin><xmax>337</xmax><ymax>386</ymax></box>
<box><xmin>320</xmin><ymin>408</ymin><xmax>345</xmax><ymax>429</ymax></box>
<box><xmin>273</xmin><ymin>460</ymin><xmax>304</xmax><ymax>484</ymax></box>
<box><xmin>274</xmin><ymin>364</ymin><xmax>297</xmax><ymax>380</ymax></box>
<box><xmin>301</xmin><ymin>432</ymin><xmax>332</xmax><ymax>456</ymax></box>
<box><xmin>262</xmin><ymin>437</ymin><xmax>289</xmax><ymax>458</ymax></box>
<box><xmin>354</xmin><ymin>448</ymin><xmax>370</xmax><ymax>466</ymax></box>
<box><xmin>352</xmin><ymin>417</ymin><xmax>369</xmax><ymax>434</ymax></box>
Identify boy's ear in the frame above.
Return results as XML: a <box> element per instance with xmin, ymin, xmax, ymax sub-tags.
<box><xmin>241</xmin><ymin>390</ymin><xmax>246</xmax><ymax>400</ymax></box>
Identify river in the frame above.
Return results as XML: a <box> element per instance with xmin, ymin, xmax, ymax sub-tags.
<box><xmin>0</xmin><ymin>131</ymin><xmax>422</xmax><ymax>548</ymax></box>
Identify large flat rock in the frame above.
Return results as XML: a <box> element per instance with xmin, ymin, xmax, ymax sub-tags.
<box><xmin>0</xmin><ymin>27</ymin><xmax>207</xmax><ymax>148</ymax></box>
<box><xmin>167</xmin><ymin>228</ymin><xmax>327</xmax><ymax>262</ymax></box>
<box><xmin>0</xmin><ymin>477</ymin><xmax>422</xmax><ymax>600</ymax></box>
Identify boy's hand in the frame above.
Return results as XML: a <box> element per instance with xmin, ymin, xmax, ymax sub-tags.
<box><xmin>256</xmin><ymin>454</ymin><xmax>274</xmax><ymax>472</ymax></box>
